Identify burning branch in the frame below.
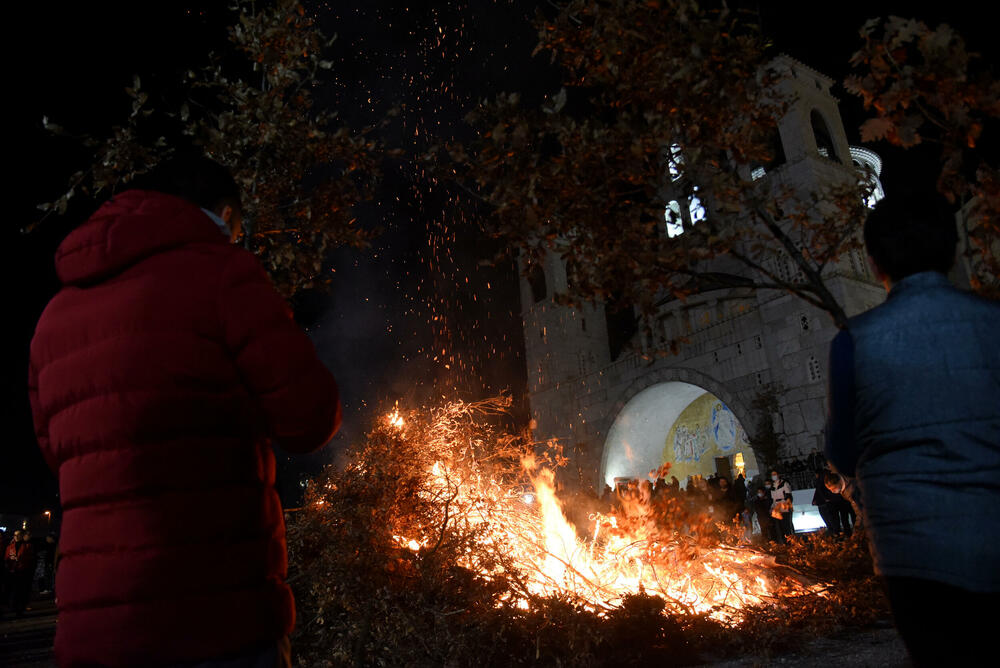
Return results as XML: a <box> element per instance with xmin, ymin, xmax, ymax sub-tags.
<box><xmin>287</xmin><ymin>397</ymin><xmax>880</xmax><ymax>666</ymax></box>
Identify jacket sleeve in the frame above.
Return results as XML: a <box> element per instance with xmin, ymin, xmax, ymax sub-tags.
<box><xmin>219</xmin><ymin>250</ymin><xmax>342</xmax><ymax>453</ymax></box>
<box><xmin>28</xmin><ymin>358</ymin><xmax>59</xmax><ymax>475</ymax></box>
<box><xmin>824</xmin><ymin>328</ymin><xmax>857</xmax><ymax>477</ymax></box>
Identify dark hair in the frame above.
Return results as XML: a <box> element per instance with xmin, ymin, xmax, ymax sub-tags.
<box><xmin>133</xmin><ymin>152</ymin><xmax>241</xmax><ymax>212</ymax></box>
<box><xmin>823</xmin><ymin>471</ymin><xmax>841</xmax><ymax>487</ymax></box>
<box><xmin>863</xmin><ymin>190</ymin><xmax>958</xmax><ymax>282</ymax></box>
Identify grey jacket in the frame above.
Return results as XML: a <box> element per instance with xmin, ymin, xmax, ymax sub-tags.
<box><xmin>827</xmin><ymin>271</ymin><xmax>1000</xmax><ymax>591</ymax></box>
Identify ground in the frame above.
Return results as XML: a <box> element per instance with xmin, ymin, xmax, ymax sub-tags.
<box><xmin>1</xmin><ymin>592</ymin><xmax>910</xmax><ymax>667</ymax></box>
<box><xmin>705</xmin><ymin>625</ymin><xmax>911</xmax><ymax>667</ymax></box>
<box><xmin>0</xmin><ymin>593</ymin><xmax>56</xmax><ymax>667</ymax></box>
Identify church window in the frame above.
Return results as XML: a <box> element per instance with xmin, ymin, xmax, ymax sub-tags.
<box><xmin>736</xmin><ymin>342</ymin><xmax>743</xmax><ymax>356</ymax></box>
<box><xmin>581</xmin><ymin>318</ymin><xmax>587</xmax><ymax>332</ymax></box>
<box><xmin>811</xmin><ymin>109</ymin><xmax>840</xmax><ymax>163</ymax></box>
<box><xmin>807</xmin><ymin>355</ymin><xmax>822</xmax><ymax>382</ymax></box>
<box><xmin>657</xmin><ymin>314</ymin><xmax>670</xmax><ymax>343</ymax></box>
<box><xmin>665</xmin><ymin>194</ymin><xmax>706</xmax><ymax>238</ymax></box>
<box><xmin>855</xmin><ymin>249</ymin><xmax>870</xmax><ymax>278</ymax></box>
<box><xmin>753</xmin><ymin>335</ymin><xmax>762</xmax><ymax>349</ymax></box>
<box><xmin>751</xmin><ymin>130</ymin><xmax>787</xmax><ymax>181</ymax></box>
<box><xmin>800</xmin><ymin>314</ymin><xmax>810</xmax><ymax>331</ymax></box>
<box><xmin>528</xmin><ymin>264</ymin><xmax>546</xmax><ymax>303</ymax></box>
<box><xmin>663</xmin><ymin>143</ymin><xmax>706</xmax><ymax>238</ymax></box>
<box><xmin>772</xmin><ymin>255</ymin><xmax>795</xmax><ymax>284</ymax></box>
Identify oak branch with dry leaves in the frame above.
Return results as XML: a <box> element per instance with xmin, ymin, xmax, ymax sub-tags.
<box><xmin>37</xmin><ymin>0</ymin><xmax>384</xmax><ymax>297</ymax></box>
<box><xmin>436</xmin><ymin>0</ymin><xmax>892</xmax><ymax>335</ymax></box>
<box><xmin>845</xmin><ymin>16</ymin><xmax>1000</xmax><ymax>295</ymax></box>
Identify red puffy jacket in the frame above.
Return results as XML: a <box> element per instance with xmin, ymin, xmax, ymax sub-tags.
<box><xmin>28</xmin><ymin>190</ymin><xmax>341</xmax><ymax>666</ymax></box>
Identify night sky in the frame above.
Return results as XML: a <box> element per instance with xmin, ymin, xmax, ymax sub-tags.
<box><xmin>5</xmin><ymin>1</ymin><xmax>992</xmax><ymax>514</ymax></box>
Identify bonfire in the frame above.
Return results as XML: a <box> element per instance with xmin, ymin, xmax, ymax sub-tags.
<box><xmin>288</xmin><ymin>397</ymin><xmax>882</xmax><ymax>667</ymax></box>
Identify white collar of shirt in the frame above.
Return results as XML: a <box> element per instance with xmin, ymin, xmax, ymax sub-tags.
<box><xmin>201</xmin><ymin>207</ymin><xmax>230</xmax><ymax>238</ymax></box>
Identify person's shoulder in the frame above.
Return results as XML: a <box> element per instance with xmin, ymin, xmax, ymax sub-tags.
<box><xmin>847</xmin><ymin>301</ymin><xmax>887</xmax><ymax>332</ymax></box>
<box><xmin>215</xmin><ymin>245</ymin><xmax>277</xmax><ymax>286</ymax></box>
<box><xmin>948</xmin><ymin>285</ymin><xmax>1000</xmax><ymax>318</ymax></box>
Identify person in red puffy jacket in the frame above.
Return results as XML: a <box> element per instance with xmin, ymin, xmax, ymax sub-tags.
<box><xmin>28</xmin><ymin>155</ymin><xmax>342</xmax><ymax>667</ymax></box>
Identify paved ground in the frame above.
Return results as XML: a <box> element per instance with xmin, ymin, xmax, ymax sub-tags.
<box><xmin>0</xmin><ymin>593</ymin><xmax>57</xmax><ymax>667</ymax></box>
<box><xmin>702</xmin><ymin>623</ymin><xmax>911</xmax><ymax>667</ymax></box>
<box><xmin>0</xmin><ymin>595</ymin><xmax>909</xmax><ymax>667</ymax></box>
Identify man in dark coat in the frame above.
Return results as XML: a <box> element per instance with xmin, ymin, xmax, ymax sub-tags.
<box><xmin>825</xmin><ymin>191</ymin><xmax>1000</xmax><ymax>667</ymax></box>
<box><xmin>751</xmin><ymin>487</ymin><xmax>775</xmax><ymax>543</ymax></box>
<box><xmin>28</xmin><ymin>155</ymin><xmax>341</xmax><ymax>667</ymax></box>
<box><xmin>811</xmin><ymin>468</ymin><xmax>841</xmax><ymax>535</ymax></box>
<box><xmin>823</xmin><ymin>471</ymin><xmax>858</xmax><ymax>536</ymax></box>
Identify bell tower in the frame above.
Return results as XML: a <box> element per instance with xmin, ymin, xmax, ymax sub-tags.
<box><xmin>518</xmin><ymin>250</ymin><xmax>610</xmax><ymax>443</ymax></box>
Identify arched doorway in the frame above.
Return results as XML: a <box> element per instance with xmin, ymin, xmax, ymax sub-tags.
<box><xmin>600</xmin><ymin>381</ymin><xmax>757</xmax><ymax>489</ymax></box>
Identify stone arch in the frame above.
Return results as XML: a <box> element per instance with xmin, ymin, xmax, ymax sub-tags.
<box><xmin>596</xmin><ymin>367</ymin><xmax>758</xmax><ymax>488</ymax></box>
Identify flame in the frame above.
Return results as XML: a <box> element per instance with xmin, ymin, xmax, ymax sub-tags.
<box><xmin>373</xmin><ymin>401</ymin><xmax>826</xmax><ymax>623</ymax></box>
<box><xmin>386</xmin><ymin>401</ymin><xmax>405</xmax><ymax>429</ymax></box>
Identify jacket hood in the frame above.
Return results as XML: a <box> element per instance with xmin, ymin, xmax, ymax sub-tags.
<box><xmin>55</xmin><ymin>190</ymin><xmax>228</xmax><ymax>285</ymax></box>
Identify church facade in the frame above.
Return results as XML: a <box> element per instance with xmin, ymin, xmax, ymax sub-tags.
<box><xmin>520</xmin><ymin>56</ymin><xmax>888</xmax><ymax>490</ymax></box>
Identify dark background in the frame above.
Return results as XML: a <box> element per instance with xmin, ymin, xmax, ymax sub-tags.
<box><xmin>5</xmin><ymin>1</ymin><xmax>992</xmax><ymax>516</ymax></box>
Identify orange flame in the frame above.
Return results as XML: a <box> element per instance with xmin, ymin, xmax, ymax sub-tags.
<box><xmin>381</xmin><ymin>400</ymin><xmax>825</xmax><ymax>623</ymax></box>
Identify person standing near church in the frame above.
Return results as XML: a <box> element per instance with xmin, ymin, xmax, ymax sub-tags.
<box><xmin>812</xmin><ymin>467</ymin><xmax>842</xmax><ymax>535</ymax></box>
<box><xmin>4</xmin><ymin>529</ymin><xmax>35</xmax><ymax>617</ymax></box>
<box><xmin>752</xmin><ymin>487</ymin><xmax>775</xmax><ymax>543</ymax></box>
<box><xmin>29</xmin><ymin>154</ymin><xmax>342</xmax><ymax>667</ymax></box>
<box><xmin>769</xmin><ymin>469</ymin><xmax>794</xmax><ymax>541</ymax></box>
<box><xmin>825</xmin><ymin>190</ymin><xmax>1000</xmax><ymax>667</ymax></box>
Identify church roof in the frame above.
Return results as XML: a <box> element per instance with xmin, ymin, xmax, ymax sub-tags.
<box><xmin>765</xmin><ymin>54</ymin><xmax>835</xmax><ymax>90</ymax></box>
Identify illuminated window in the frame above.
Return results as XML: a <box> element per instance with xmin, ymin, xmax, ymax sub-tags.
<box><xmin>663</xmin><ymin>143</ymin><xmax>706</xmax><ymax>238</ymax></box>
<box><xmin>849</xmin><ymin>146</ymin><xmax>885</xmax><ymax>209</ymax></box>
<box><xmin>665</xmin><ymin>195</ymin><xmax>706</xmax><ymax>238</ymax></box>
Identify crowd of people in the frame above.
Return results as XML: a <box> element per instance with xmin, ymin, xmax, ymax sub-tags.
<box><xmin>776</xmin><ymin>451</ymin><xmax>827</xmax><ymax>475</ymax></box>
<box><xmin>598</xmin><ymin>467</ymin><xmax>804</xmax><ymax>544</ymax></box>
<box><xmin>596</xmin><ymin>459</ymin><xmax>866</xmax><ymax>547</ymax></box>
<box><xmin>1</xmin><ymin>527</ymin><xmax>56</xmax><ymax>619</ymax></box>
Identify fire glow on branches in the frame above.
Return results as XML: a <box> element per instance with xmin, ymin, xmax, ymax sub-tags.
<box><xmin>291</xmin><ymin>397</ymin><xmax>828</xmax><ymax>631</ymax></box>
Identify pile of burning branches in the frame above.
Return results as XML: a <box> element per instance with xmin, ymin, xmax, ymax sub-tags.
<box><xmin>287</xmin><ymin>397</ymin><xmax>887</xmax><ymax>666</ymax></box>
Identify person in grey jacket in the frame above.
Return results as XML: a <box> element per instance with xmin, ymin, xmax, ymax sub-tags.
<box><xmin>824</xmin><ymin>190</ymin><xmax>1000</xmax><ymax>667</ymax></box>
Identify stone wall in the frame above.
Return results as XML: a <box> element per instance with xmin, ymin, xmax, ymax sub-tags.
<box><xmin>520</xmin><ymin>56</ymin><xmax>889</xmax><ymax>490</ymax></box>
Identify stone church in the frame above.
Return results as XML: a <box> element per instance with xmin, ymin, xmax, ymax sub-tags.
<box><xmin>519</xmin><ymin>56</ymin><xmax>889</xmax><ymax>492</ymax></box>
